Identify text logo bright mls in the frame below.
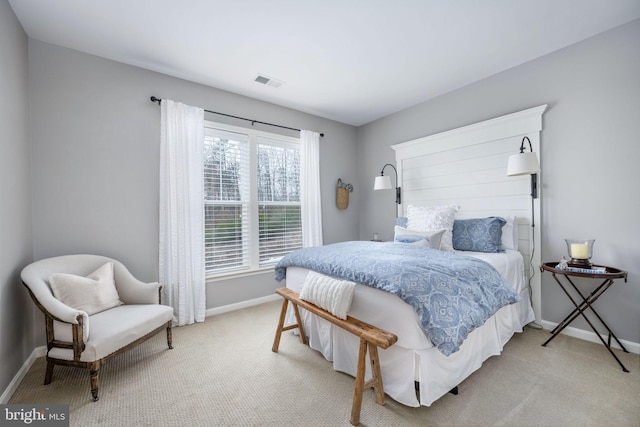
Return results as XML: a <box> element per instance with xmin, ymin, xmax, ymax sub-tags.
<box><xmin>1</xmin><ymin>404</ymin><xmax>69</xmax><ymax>426</ymax></box>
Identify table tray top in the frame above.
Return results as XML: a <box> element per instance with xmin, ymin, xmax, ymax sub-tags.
<box><xmin>541</xmin><ymin>262</ymin><xmax>627</xmax><ymax>280</ymax></box>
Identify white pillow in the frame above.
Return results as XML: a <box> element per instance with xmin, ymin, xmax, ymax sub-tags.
<box><xmin>406</xmin><ymin>205</ymin><xmax>460</xmax><ymax>251</ymax></box>
<box><xmin>501</xmin><ymin>216</ymin><xmax>519</xmax><ymax>250</ymax></box>
<box><xmin>48</xmin><ymin>262</ymin><xmax>123</xmax><ymax>315</ymax></box>
<box><xmin>394</xmin><ymin>226</ymin><xmax>445</xmax><ymax>249</ymax></box>
<box><xmin>300</xmin><ymin>271</ymin><xmax>355</xmax><ymax>320</ymax></box>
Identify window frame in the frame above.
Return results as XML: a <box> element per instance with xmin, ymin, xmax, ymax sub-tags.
<box><xmin>204</xmin><ymin>120</ymin><xmax>301</xmax><ymax>280</ymax></box>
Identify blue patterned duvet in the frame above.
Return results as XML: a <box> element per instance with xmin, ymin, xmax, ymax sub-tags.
<box><xmin>274</xmin><ymin>241</ymin><xmax>520</xmax><ymax>356</ymax></box>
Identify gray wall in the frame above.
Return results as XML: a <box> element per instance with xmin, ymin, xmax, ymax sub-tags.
<box><xmin>0</xmin><ymin>0</ymin><xmax>35</xmax><ymax>396</ymax></box>
<box><xmin>28</xmin><ymin>40</ymin><xmax>359</xmax><ymax>335</ymax></box>
<box><xmin>357</xmin><ymin>19</ymin><xmax>640</xmax><ymax>344</ymax></box>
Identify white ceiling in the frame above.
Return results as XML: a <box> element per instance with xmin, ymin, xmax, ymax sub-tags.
<box><xmin>9</xmin><ymin>0</ymin><xmax>640</xmax><ymax>126</ymax></box>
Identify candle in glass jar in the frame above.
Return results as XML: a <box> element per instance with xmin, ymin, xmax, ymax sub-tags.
<box><xmin>570</xmin><ymin>243</ymin><xmax>589</xmax><ymax>259</ymax></box>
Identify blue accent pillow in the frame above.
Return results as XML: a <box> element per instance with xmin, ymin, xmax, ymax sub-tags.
<box><xmin>452</xmin><ymin>217</ymin><xmax>506</xmax><ymax>253</ymax></box>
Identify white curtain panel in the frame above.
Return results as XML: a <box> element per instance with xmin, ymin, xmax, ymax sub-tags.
<box><xmin>300</xmin><ymin>130</ymin><xmax>323</xmax><ymax>247</ymax></box>
<box><xmin>159</xmin><ymin>99</ymin><xmax>206</xmax><ymax>326</ymax></box>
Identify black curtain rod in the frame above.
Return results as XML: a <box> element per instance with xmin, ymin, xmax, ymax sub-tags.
<box><xmin>150</xmin><ymin>96</ymin><xmax>324</xmax><ymax>137</ymax></box>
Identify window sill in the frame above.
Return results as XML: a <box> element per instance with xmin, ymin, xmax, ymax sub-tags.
<box><xmin>206</xmin><ymin>266</ymin><xmax>276</xmax><ymax>283</ymax></box>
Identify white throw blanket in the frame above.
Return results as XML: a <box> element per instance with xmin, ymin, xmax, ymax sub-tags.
<box><xmin>299</xmin><ymin>271</ymin><xmax>356</xmax><ymax>320</ymax></box>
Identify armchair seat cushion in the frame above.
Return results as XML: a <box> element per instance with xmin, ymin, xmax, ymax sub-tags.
<box><xmin>48</xmin><ymin>304</ymin><xmax>173</xmax><ymax>362</ymax></box>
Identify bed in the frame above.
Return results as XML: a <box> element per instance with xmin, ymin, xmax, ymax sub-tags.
<box><xmin>275</xmin><ymin>105</ymin><xmax>546</xmax><ymax>408</ymax></box>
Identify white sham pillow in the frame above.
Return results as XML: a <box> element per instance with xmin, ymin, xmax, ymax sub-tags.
<box><xmin>394</xmin><ymin>226</ymin><xmax>445</xmax><ymax>249</ymax></box>
<box><xmin>48</xmin><ymin>262</ymin><xmax>123</xmax><ymax>315</ymax></box>
<box><xmin>406</xmin><ymin>205</ymin><xmax>460</xmax><ymax>251</ymax></box>
<box><xmin>501</xmin><ymin>216</ymin><xmax>519</xmax><ymax>250</ymax></box>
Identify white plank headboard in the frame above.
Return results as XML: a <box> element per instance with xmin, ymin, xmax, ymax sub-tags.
<box><xmin>392</xmin><ymin>105</ymin><xmax>547</xmax><ymax>324</ymax></box>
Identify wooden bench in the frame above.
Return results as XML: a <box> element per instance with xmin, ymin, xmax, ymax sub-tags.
<box><xmin>272</xmin><ymin>287</ymin><xmax>398</xmax><ymax>426</ymax></box>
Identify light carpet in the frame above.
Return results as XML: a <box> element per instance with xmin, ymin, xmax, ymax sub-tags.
<box><xmin>10</xmin><ymin>300</ymin><xmax>640</xmax><ymax>426</ymax></box>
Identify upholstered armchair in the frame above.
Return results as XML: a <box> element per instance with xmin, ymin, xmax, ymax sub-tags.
<box><xmin>21</xmin><ymin>254</ymin><xmax>174</xmax><ymax>401</ymax></box>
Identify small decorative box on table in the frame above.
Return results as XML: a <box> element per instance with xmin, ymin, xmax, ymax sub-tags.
<box><xmin>540</xmin><ymin>262</ymin><xmax>630</xmax><ymax>372</ymax></box>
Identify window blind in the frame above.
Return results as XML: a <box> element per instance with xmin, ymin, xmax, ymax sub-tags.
<box><xmin>257</xmin><ymin>137</ymin><xmax>302</xmax><ymax>265</ymax></box>
<box><xmin>204</xmin><ymin>128</ymin><xmax>251</xmax><ymax>274</ymax></box>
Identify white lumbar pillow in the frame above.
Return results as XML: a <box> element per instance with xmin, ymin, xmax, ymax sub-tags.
<box><xmin>49</xmin><ymin>262</ymin><xmax>123</xmax><ymax>315</ymax></box>
<box><xmin>299</xmin><ymin>271</ymin><xmax>356</xmax><ymax>320</ymax></box>
<box><xmin>394</xmin><ymin>226</ymin><xmax>445</xmax><ymax>249</ymax></box>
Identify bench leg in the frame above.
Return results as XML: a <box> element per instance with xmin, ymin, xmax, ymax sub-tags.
<box><xmin>350</xmin><ymin>338</ymin><xmax>368</xmax><ymax>426</ymax></box>
<box><xmin>368</xmin><ymin>343</ymin><xmax>385</xmax><ymax>405</ymax></box>
<box><xmin>273</xmin><ymin>299</ymin><xmax>307</xmax><ymax>353</ymax></box>
<box><xmin>272</xmin><ymin>299</ymin><xmax>289</xmax><ymax>352</ymax></box>
<box><xmin>291</xmin><ymin>304</ymin><xmax>306</xmax><ymax>345</ymax></box>
<box><xmin>350</xmin><ymin>340</ymin><xmax>386</xmax><ymax>426</ymax></box>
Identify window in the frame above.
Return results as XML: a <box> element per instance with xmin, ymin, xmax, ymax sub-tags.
<box><xmin>204</xmin><ymin>122</ymin><xmax>302</xmax><ymax>277</ymax></box>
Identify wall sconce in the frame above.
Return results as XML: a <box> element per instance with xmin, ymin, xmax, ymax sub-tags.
<box><xmin>507</xmin><ymin>136</ymin><xmax>541</xmax><ymax>199</ymax></box>
<box><xmin>374</xmin><ymin>163</ymin><xmax>401</xmax><ymax>215</ymax></box>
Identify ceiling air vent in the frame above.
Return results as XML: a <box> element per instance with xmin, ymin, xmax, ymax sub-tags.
<box><xmin>254</xmin><ymin>74</ymin><xmax>284</xmax><ymax>88</ymax></box>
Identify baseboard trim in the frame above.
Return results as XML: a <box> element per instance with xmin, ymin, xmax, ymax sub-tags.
<box><xmin>205</xmin><ymin>294</ymin><xmax>280</xmax><ymax>317</ymax></box>
<box><xmin>1</xmin><ymin>346</ymin><xmax>46</xmax><ymax>404</ymax></box>
<box><xmin>541</xmin><ymin>320</ymin><xmax>640</xmax><ymax>354</ymax></box>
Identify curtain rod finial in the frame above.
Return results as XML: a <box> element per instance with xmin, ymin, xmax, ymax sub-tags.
<box><xmin>150</xmin><ymin>96</ymin><xmax>161</xmax><ymax>105</ymax></box>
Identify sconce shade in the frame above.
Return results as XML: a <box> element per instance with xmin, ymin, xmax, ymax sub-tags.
<box><xmin>507</xmin><ymin>151</ymin><xmax>540</xmax><ymax>176</ymax></box>
<box><xmin>374</xmin><ymin>175</ymin><xmax>392</xmax><ymax>190</ymax></box>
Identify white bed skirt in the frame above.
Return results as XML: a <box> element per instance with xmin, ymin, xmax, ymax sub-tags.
<box><xmin>283</xmin><ymin>265</ymin><xmax>535</xmax><ymax>407</ymax></box>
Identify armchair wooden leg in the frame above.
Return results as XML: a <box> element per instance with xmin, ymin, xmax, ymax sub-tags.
<box><xmin>89</xmin><ymin>363</ymin><xmax>100</xmax><ymax>402</ymax></box>
<box><xmin>44</xmin><ymin>360</ymin><xmax>54</xmax><ymax>385</ymax></box>
<box><xmin>166</xmin><ymin>323</ymin><xmax>173</xmax><ymax>349</ymax></box>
